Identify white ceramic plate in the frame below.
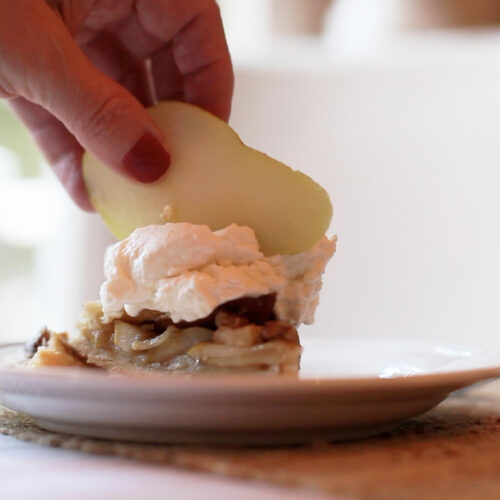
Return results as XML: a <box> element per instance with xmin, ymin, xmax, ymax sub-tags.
<box><xmin>0</xmin><ymin>337</ymin><xmax>499</xmax><ymax>445</ymax></box>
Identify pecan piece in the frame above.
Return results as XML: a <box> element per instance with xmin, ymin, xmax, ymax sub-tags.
<box><xmin>261</xmin><ymin>320</ymin><xmax>299</xmax><ymax>344</ymax></box>
<box><xmin>215</xmin><ymin>310</ymin><xmax>249</xmax><ymax>329</ymax></box>
<box><xmin>220</xmin><ymin>293</ymin><xmax>277</xmax><ymax>325</ymax></box>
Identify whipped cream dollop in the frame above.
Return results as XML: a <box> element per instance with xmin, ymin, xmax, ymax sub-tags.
<box><xmin>100</xmin><ymin>223</ymin><xmax>336</xmax><ymax>326</ymax></box>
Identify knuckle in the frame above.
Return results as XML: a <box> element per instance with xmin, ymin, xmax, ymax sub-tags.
<box><xmin>77</xmin><ymin>90</ymin><xmax>131</xmax><ymax>142</ymax></box>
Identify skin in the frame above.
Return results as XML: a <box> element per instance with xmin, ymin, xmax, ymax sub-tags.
<box><xmin>0</xmin><ymin>0</ymin><xmax>234</xmax><ymax>210</ymax></box>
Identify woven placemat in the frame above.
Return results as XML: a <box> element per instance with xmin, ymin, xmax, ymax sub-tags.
<box><xmin>2</xmin><ymin>380</ymin><xmax>500</xmax><ymax>500</ymax></box>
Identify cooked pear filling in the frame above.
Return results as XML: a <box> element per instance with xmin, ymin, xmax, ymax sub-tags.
<box><xmin>28</xmin><ymin>294</ymin><xmax>302</xmax><ymax>374</ymax></box>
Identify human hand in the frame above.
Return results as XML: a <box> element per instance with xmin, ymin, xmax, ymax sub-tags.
<box><xmin>0</xmin><ymin>0</ymin><xmax>233</xmax><ymax>210</ymax></box>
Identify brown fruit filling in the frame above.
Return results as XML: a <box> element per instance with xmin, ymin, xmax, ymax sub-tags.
<box><xmin>29</xmin><ymin>294</ymin><xmax>301</xmax><ymax>374</ymax></box>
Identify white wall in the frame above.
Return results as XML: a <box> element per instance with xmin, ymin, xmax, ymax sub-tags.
<box><xmin>230</xmin><ymin>39</ymin><xmax>500</xmax><ymax>348</ymax></box>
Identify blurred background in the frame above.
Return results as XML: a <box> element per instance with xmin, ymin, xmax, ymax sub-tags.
<box><xmin>1</xmin><ymin>0</ymin><xmax>500</xmax><ymax>348</ymax></box>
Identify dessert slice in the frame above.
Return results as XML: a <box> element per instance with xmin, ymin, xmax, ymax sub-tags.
<box><xmin>28</xmin><ymin>223</ymin><xmax>336</xmax><ymax>375</ymax></box>
<box><xmin>28</xmin><ymin>101</ymin><xmax>336</xmax><ymax>375</ymax></box>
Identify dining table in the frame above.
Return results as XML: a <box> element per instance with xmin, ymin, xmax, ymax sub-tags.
<box><xmin>1</xmin><ymin>378</ymin><xmax>499</xmax><ymax>499</ymax></box>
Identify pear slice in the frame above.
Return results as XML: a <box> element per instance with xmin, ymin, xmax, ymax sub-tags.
<box><xmin>82</xmin><ymin>101</ymin><xmax>332</xmax><ymax>255</ymax></box>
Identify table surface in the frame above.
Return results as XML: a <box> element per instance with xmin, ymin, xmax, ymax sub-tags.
<box><xmin>0</xmin><ymin>433</ymin><xmax>330</xmax><ymax>500</ymax></box>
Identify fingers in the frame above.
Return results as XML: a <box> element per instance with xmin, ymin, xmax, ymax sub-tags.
<box><xmin>81</xmin><ymin>30</ymin><xmax>157</xmax><ymax>106</ymax></box>
<box><xmin>170</xmin><ymin>2</ymin><xmax>234</xmax><ymax>121</ymax></box>
<box><xmin>136</xmin><ymin>0</ymin><xmax>234</xmax><ymax>121</ymax></box>
<box><xmin>150</xmin><ymin>45</ymin><xmax>185</xmax><ymax>102</ymax></box>
<box><xmin>8</xmin><ymin>98</ymin><xmax>93</xmax><ymax>211</ymax></box>
<box><xmin>57</xmin><ymin>0</ymin><xmax>134</xmax><ymax>45</ymax></box>
<box><xmin>0</xmin><ymin>0</ymin><xmax>170</xmax><ymax>190</ymax></box>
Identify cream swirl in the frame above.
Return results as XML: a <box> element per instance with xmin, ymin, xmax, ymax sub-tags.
<box><xmin>100</xmin><ymin>223</ymin><xmax>336</xmax><ymax>325</ymax></box>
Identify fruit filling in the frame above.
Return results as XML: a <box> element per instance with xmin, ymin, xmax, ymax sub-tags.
<box><xmin>29</xmin><ymin>294</ymin><xmax>302</xmax><ymax>374</ymax></box>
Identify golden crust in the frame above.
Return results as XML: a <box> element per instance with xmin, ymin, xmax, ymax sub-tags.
<box><xmin>29</xmin><ymin>333</ymin><xmax>84</xmax><ymax>368</ymax></box>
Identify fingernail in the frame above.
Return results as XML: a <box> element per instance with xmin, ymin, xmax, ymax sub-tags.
<box><xmin>122</xmin><ymin>132</ymin><xmax>170</xmax><ymax>183</ymax></box>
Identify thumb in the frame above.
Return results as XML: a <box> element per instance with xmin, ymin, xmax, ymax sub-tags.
<box><xmin>2</xmin><ymin>1</ymin><xmax>170</xmax><ymax>184</ymax></box>
<box><xmin>58</xmin><ymin>75</ymin><xmax>171</xmax><ymax>184</ymax></box>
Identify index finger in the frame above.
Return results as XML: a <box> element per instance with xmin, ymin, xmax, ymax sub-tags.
<box><xmin>136</xmin><ymin>0</ymin><xmax>234</xmax><ymax>121</ymax></box>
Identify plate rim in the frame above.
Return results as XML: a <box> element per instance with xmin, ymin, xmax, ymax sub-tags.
<box><xmin>0</xmin><ymin>362</ymin><xmax>499</xmax><ymax>397</ymax></box>
<box><xmin>0</xmin><ymin>342</ymin><xmax>499</xmax><ymax>399</ymax></box>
